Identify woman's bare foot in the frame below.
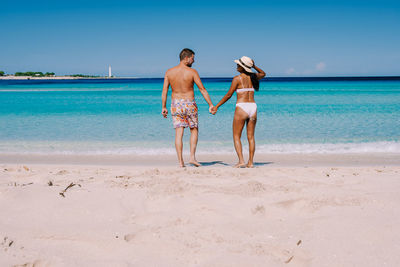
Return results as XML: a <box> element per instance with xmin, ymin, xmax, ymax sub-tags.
<box><xmin>179</xmin><ymin>161</ymin><xmax>186</xmax><ymax>168</ymax></box>
<box><xmin>247</xmin><ymin>162</ymin><xmax>254</xmax><ymax>168</ymax></box>
<box><xmin>189</xmin><ymin>159</ymin><xmax>201</xmax><ymax>167</ymax></box>
<box><xmin>234</xmin><ymin>162</ymin><xmax>247</xmax><ymax>168</ymax></box>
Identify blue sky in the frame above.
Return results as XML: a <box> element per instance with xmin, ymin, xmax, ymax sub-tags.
<box><xmin>1</xmin><ymin>0</ymin><xmax>399</xmax><ymax>77</ymax></box>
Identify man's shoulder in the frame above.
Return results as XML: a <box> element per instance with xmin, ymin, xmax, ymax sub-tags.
<box><xmin>166</xmin><ymin>65</ymin><xmax>178</xmax><ymax>74</ymax></box>
<box><xmin>179</xmin><ymin>66</ymin><xmax>198</xmax><ymax>78</ymax></box>
<box><xmin>187</xmin><ymin>67</ymin><xmax>198</xmax><ymax>76</ymax></box>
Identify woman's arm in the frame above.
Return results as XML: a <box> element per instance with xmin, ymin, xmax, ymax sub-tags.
<box><xmin>252</xmin><ymin>61</ymin><xmax>266</xmax><ymax>80</ymax></box>
<box><xmin>212</xmin><ymin>77</ymin><xmax>239</xmax><ymax>113</ymax></box>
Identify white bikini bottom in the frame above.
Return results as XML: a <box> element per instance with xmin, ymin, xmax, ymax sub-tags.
<box><xmin>236</xmin><ymin>102</ymin><xmax>257</xmax><ymax>118</ymax></box>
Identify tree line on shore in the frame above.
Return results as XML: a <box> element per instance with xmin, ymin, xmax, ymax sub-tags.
<box><xmin>0</xmin><ymin>71</ymin><xmax>55</xmax><ymax>77</ymax></box>
<box><xmin>0</xmin><ymin>71</ymin><xmax>100</xmax><ymax>78</ymax></box>
<box><xmin>15</xmin><ymin>72</ymin><xmax>56</xmax><ymax>77</ymax></box>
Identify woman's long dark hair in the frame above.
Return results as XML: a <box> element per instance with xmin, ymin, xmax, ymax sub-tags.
<box><xmin>244</xmin><ymin>72</ymin><xmax>259</xmax><ymax>91</ymax></box>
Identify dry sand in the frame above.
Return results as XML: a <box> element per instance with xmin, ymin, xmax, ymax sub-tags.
<box><xmin>0</xmin><ymin>153</ymin><xmax>399</xmax><ymax>266</ymax></box>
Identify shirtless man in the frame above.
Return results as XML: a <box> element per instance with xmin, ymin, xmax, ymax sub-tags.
<box><xmin>161</xmin><ymin>48</ymin><xmax>214</xmax><ymax>167</ymax></box>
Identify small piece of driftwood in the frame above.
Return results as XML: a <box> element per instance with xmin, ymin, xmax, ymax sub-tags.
<box><xmin>59</xmin><ymin>182</ymin><xmax>81</xmax><ymax>197</ymax></box>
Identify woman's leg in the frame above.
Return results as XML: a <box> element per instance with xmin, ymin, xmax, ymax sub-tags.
<box><xmin>246</xmin><ymin>114</ymin><xmax>257</xmax><ymax>168</ymax></box>
<box><xmin>233</xmin><ymin>107</ymin><xmax>248</xmax><ymax>167</ymax></box>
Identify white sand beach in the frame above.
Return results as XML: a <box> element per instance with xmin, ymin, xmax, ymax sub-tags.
<box><xmin>1</xmin><ymin>153</ymin><xmax>400</xmax><ymax>266</ymax></box>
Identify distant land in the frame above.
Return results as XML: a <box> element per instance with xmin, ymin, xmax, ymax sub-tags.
<box><xmin>0</xmin><ymin>71</ymin><xmax>109</xmax><ymax>79</ymax></box>
<box><xmin>0</xmin><ymin>76</ymin><xmax>117</xmax><ymax>80</ymax></box>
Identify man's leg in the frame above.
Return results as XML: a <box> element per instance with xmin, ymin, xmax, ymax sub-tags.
<box><xmin>189</xmin><ymin>127</ymin><xmax>200</xmax><ymax>167</ymax></box>
<box><xmin>175</xmin><ymin>127</ymin><xmax>185</xmax><ymax>167</ymax></box>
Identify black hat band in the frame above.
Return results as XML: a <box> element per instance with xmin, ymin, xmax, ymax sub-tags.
<box><xmin>239</xmin><ymin>58</ymin><xmax>252</xmax><ymax>69</ymax></box>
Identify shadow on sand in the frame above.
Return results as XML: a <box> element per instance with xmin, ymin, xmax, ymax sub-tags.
<box><xmin>198</xmin><ymin>161</ymin><xmax>273</xmax><ymax>167</ymax></box>
<box><xmin>254</xmin><ymin>162</ymin><xmax>274</xmax><ymax>166</ymax></box>
<box><xmin>199</xmin><ymin>161</ymin><xmax>230</xmax><ymax>166</ymax></box>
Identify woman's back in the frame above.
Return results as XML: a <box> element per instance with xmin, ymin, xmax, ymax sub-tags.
<box><xmin>236</xmin><ymin>74</ymin><xmax>255</xmax><ymax>103</ymax></box>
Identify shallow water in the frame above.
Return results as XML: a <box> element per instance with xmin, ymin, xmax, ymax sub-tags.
<box><xmin>0</xmin><ymin>78</ymin><xmax>399</xmax><ymax>154</ymax></box>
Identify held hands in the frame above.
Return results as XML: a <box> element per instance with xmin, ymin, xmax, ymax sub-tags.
<box><xmin>163</xmin><ymin>106</ymin><xmax>217</xmax><ymax>118</ymax></box>
<box><xmin>210</xmin><ymin>106</ymin><xmax>217</xmax><ymax>115</ymax></box>
<box><xmin>162</xmin><ymin>108</ymin><xmax>168</xmax><ymax>118</ymax></box>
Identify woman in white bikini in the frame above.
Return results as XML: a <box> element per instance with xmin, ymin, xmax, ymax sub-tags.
<box><xmin>212</xmin><ymin>56</ymin><xmax>265</xmax><ymax>168</ymax></box>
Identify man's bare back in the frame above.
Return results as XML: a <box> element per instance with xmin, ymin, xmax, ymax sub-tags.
<box><xmin>166</xmin><ymin>64</ymin><xmax>196</xmax><ymax>100</ymax></box>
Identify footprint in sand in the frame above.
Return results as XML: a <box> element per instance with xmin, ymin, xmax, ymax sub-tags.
<box><xmin>275</xmin><ymin>198</ymin><xmax>310</xmax><ymax>212</ymax></box>
<box><xmin>124</xmin><ymin>233</ymin><xmax>136</xmax><ymax>242</ymax></box>
<box><xmin>1</xmin><ymin>236</ymin><xmax>15</xmax><ymax>251</ymax></box>
<box><xmin>13</xmin><ymin>259</ymin><xmax>50</xmax><ymax>267</ymax></box>
<box><xmin>249</xmin><ymin>242</ymin><xmax>311</xmax><ymax>265</ymax></box>
<box><xmin>142</xmin><ymin>168</ymin><xmax>161</xmax><ymax>176</ymax></box>
<box><xmin>115</xmin><ymin>175</ymin><xmax>131</xmax><ymax>179</ymax></box>
<box><xmin>252</xmin><ymin>205</ymin><xmax>266</xmax><ymax>215</ymax></box>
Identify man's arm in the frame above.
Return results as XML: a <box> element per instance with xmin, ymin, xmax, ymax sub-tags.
<box><xmin>161</xmin><ymin>73</ymin><xmax>169</xmax><ymax>118</ymax></box>
<box><xmin>193</xmin><ymin>70</ymin><xmax>213</xmax><ymax>108</ymax></box>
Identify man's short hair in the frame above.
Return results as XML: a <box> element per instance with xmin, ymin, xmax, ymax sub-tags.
<box><xmin>179</xmin><ymin>48</ymin><xmax>195</xmax><ymax>61</ymax></box>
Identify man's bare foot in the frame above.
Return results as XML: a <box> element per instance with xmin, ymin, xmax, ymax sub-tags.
<box><xmin>247</xmin><ymin>162</ymin><xmax>254</xmax><ymax>168</ymax></box>
<box><xmin>234</xmin><ymin>162</ymin><xmax>247</xmax><ymax>168</ymax></box>
<box><xmin>189</xmin><ymin>160</ymin><xmax>201</xmax><ymax>167</ymax></box>
<box><xmin>179</xmin><ymin>161</ymin><xmax>186</xmax><ymax>168</ymax></box>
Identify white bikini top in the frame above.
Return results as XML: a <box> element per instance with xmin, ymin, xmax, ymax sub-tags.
<box><xmin>236</xmin><ymin>75</ymin><xmax>254</xmax><ymax>93</ymax></box>
<box><xmin>237</xmin><ymin>88</ymin><xmax>254</xmax><ymax>93</ymax></box>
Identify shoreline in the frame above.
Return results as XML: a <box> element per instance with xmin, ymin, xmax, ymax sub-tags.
<box><xmin>1</xmin><ymin>152</ymin><xmax>399</xmax><ymax>167</ymax></box>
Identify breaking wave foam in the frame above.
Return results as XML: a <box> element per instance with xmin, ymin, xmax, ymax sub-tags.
<box><xmin>0</xmin><ymin>141</ymin><xmax>399</xmax><ymax>155</ymax></box>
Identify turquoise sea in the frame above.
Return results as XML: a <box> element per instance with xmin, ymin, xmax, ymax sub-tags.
<box><xmin>0</xmin><ymin>78</ymin><xmax>399</xmax><ymax>155</ymax></box>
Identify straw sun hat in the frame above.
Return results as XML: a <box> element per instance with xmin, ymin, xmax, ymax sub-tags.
<box><xmin>234</xmin><ymin>56</ymin><xmax>254</xmax><ymax>73</ymax></box>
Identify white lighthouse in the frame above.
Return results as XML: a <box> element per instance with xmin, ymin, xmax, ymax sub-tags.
<box><xmin>108</xmin><ymin>65</ymin><xmax>112</xmax><ymax>78</ymax></box>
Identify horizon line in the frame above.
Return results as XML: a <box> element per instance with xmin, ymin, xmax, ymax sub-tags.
<box><xmin>4</xmin><ymin>75</ymin><xmax>400</xmax><ymax>78</ymax></box>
